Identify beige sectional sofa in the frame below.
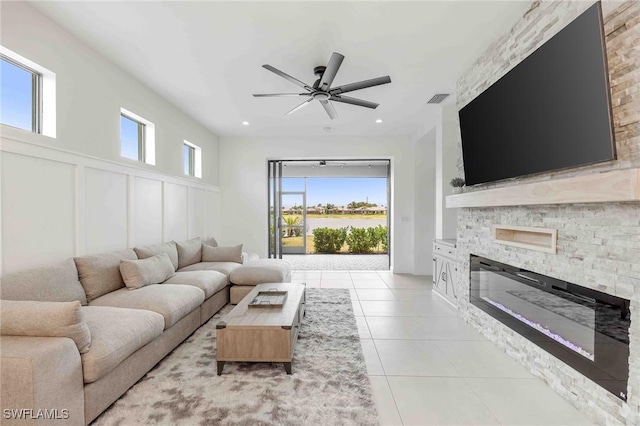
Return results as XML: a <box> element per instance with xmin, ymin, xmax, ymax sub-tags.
<box><xmin>0</xmin><ymin>238</ymin><xmax>291</xmax><ymax>425</ymax></box>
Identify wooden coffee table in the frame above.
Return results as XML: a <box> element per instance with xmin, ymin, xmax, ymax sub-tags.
<box><xmin>216</xmin><ymin>283</ymin><xmax>306</xmax><ymax>375</ymax></box>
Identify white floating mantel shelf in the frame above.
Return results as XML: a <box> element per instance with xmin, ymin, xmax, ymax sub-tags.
<box><xmin>446</xmin><ymin>168</ymin><xmax>640</xmax><ymax>208</ymax></box>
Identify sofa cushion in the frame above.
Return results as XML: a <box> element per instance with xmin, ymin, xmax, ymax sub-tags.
<box><xmin>1</xmin><ymin>300</ymin><xmax>91</xmax><ymax>353</ymax></box>
<box><xmin>134</xmin><ymin>241</ymin><xmax>179</xmax><ymax>271</ymax></box>
<box><xmin>230</xmin><ymin>259</ymin><xmax>292</xmax><ymax>286</ymax></box>
<box><xmin>162</xmin><ymin>271</ymin><xmax>227</xmax><ymax>299</ymax></box>
<box><xmin>176</xmin><ymin>237</ymin><xmax>202</xmax><ymax>269</ymax></box>
<box><xmin>178</xmin><ymin>262</ymin><xmax>242</xmax><ymax>278</ymax></box>
<box><xmin>75</xmin><ymin>249</ymin><xmax>138</xmax><ymax>302</ymax></box>
<box><xmin>89</xmin><ymin>284</ymin><xmax>204</xmax><ymax>329</ymax></box>
<box><xmin>80</xmin><ymin>306</ymin><xmax>164</xmax><ymax>383</ymax></box>
<box><xmin>120</xmin><ymin>253</ymin><xmax>175</xmax><ymax>290</ymax></box>
<box><xmin>0</xmin><ymin>258</ymin><xmax>88</xmax><ymax>305</ymax></box>
<box><xmin>201</xmin><ymin>244</ymin><xmax>243</xmax><ymax>264</ymax></box>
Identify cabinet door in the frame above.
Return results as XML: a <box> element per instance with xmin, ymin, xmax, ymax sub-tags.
<box><xmin>445</xmin><ymin>261</ymin><xmax>457</xmax><ymax>301</ymax></box>
<box><xmin>434</xmin><ymin>256</ymin><xmax>446</xmax><ymax>295</ymax></box>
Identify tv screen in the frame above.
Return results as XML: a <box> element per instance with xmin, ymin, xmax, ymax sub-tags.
<box><xmin>459</xmin><ymin>3</ymin><xmax>615</xmax><ymax>186</ymax></box>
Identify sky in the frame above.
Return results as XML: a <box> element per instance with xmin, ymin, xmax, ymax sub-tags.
<box><xmin>1</xmin><ymin>58</ymin><xmax>33</xmax><ymax>131</ymax></box>
<box><xmin>282</xmin><ymin>177</ymin><xmax>387</xmax><ymax>207</ymax></box>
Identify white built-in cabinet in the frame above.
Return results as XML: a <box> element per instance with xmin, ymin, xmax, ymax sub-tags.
<box><xmin>433</xmin><ymin>239</ymin><xmax>457</xmax><ymax>306</ymax></box>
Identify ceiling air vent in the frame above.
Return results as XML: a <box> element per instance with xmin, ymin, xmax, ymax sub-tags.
<box><xmin>427</xmin><ymin>93</ymin><xmax>450</xmax><ymax>104</ymax></box>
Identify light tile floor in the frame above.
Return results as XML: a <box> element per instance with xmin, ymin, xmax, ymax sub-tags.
<box><xmin>291</xmin><ymin>270</ymin><xmax>594</xmax><ymax>426</ymax></box>
<box><xmin>283</xmin><ymin>254</ymin><xmax>389</xmax><ymax>270</ymax></box>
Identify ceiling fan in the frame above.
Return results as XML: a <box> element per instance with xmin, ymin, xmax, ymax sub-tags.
<box><xmin>253</xmin><ymin>52</ymin><xmax>391</xmax><ymax>120</ymax></box>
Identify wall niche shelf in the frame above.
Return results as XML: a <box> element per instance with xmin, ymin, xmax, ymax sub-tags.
<box><xmin>493</xmin><ymin>225</ymin><xmax>557</xmax><ymax>254</ymax></box>
<box><xmin>446</xmin><ymin>168</ymin><xmax>640</xmax><ymax>208</ymax></box>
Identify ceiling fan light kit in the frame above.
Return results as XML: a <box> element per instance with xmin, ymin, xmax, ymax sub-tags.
<box><xmin>253</xmin><ymin>52</ymin><xmax>391</xmax><ymax>120</ymax></box>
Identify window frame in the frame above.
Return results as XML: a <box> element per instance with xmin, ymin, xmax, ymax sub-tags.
<box><xmin>1</xmin><ymin>53</ymin><xmax>43</xmax><ymax>134</ymax></box>
<box><xmin>183</xmin><ymin>140</ymin><xmax>202</xmax><ymax>178</ymax></box>
<box><xmin>120</xmin><ymin>107</ymin><xmax>155</xmax><ymax>165</ymax></box>
<box><xmin>120</xmin><ymin>112</ymin><xmax>146</xmax><ymax>162</ymax></box>
<box><xmin>184</xmin><ymin>143</ymin><xmax>195</xmax><ymax>176</ymax></box>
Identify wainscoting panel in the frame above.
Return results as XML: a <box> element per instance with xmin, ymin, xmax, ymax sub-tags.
<box><xmin>205</xmin><ymin>190</ymin><xmax>221</xmax><ymax>243</ymax></box>
<box><xmin>188</xmin><ymin>187</ymin><xmax>206</xmax><ymax>240</ymax></box>
<box><xmin>1</xmin><ymin>151</ymin><xmax>76</xmax><ymax>274</ymax></box>
<box><xmin>85</xmin><ymin>167</ymin><xmax>128</xmax><ymax>255</ymax></box>
<box><xmin>0</xmin><ymin>136</ymin><xmax>221</xmax><ymax>276</ymax></box>
<box><xmin>133</xmin><ymin>176</ymin><xmax>163</xmax><ymax>247</ymax></box>
<box><xmin>164</xmin><ymin>182</ymin><xmax>188</xmax><ymax>243</ymax></box>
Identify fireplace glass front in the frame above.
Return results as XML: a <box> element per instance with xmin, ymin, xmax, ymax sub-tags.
<box><xmin>469</xmin><ymin>255</ymin><xmax>629</xmax><ymax>401</ymax></box>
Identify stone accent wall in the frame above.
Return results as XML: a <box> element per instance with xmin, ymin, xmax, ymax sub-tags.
<box><xmin>454</xmin><ymin>1</ymin><xmax>640</xmax><ymax>425</ymax></box>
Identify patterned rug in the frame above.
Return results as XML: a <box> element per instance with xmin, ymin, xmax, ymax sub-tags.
<box><xmin>92</xmin><ymin>289</ymin><xmax>379</xmax><ymax>425</ymax></box>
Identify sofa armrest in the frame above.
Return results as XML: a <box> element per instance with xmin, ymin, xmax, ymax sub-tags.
<box><xmin>1</xmin><ymin>336</ymin><xmax>84</xmax><ymax>426</ymax></box>
<box><xmin>242</xmin><ymin>252</ymin><xmax>260</xmax><ymax>264</ymax></box>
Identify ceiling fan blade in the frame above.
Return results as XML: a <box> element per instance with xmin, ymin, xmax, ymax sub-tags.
<box><xmin>319</xmin><ymin>52</ymin><xmax>345</xmax><ymax>91</ymax></box>
<box><xmin>331</xmin><ymin>95</ymin><xmax>379</xmax><ymax>109</ymax></box>
<box><xmin>285</xmin><ymin>97</ymin><xmax>314</xmax><ymax>116</ymax></box>
<box><xmin>253</xmin><ymin>93</ymin><xmax>309</xmax><ymax>97</ymax></box>
<box><xmin>262</xmin><ymin>65</ymin><xmax>313</xmax><ymax>91</ymax></box>
<box><xmin>330</xmin><ymin>76</ymin><xmax>391</xmax><ymax>95</ymax></box>
<box><xmin>320</xmin><ymin>100</ymin><xmax>338</xmax><ymax>120</ymax></box>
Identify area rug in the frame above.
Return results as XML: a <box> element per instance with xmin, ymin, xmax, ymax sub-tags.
<box><xmin>92</xmin><ymin>288</ymin><xmax>379</xmax><ymax>425</ymax></box>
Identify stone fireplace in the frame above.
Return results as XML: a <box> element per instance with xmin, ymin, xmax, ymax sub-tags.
<box><xmin>451</xmin><ymin>1</ymin><xmax>640</xmax><ymax>424</ymax></box>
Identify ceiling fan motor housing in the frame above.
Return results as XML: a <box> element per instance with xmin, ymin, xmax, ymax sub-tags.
<box><xmin>314</xmin><ymin>66</ymin><xmax>326</xmax><ymax>77</ymax></box>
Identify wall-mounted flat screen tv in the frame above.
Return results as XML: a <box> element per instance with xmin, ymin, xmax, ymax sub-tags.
<box><xmin>458</xmin><ymin>3</ymin><xmax>615</xmax><ymax>186</ymax></box>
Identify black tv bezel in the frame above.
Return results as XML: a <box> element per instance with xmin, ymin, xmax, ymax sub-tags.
<box><xmin>459</xmin><ymin>2</ymin><xmax>616</xmax><ymax>187</ymax></box>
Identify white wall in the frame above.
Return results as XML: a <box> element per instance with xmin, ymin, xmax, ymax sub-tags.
<box><xmin>0</xmin><ymin>138</ymin><xmax>220</xmax><ymax>275</ymax></box>
<box><xmin>219</xmin><ymin>135</ymin><xmax>419</xmax><ymax>273</ymax></box>
<box><xmin>0</xmin><ymin>2</ymin><xmax>221</xmax><ymax>274</ymax></box>
<box><xmin>435</xmin><ymin>103</ymin><xmax>459</xmax><ymax>239</ymax></box>
<box><xmin>0</xmin><ymin>1</ymin><xmax>220</xmax><ymax>185</ymax></box>
<box><xmin>413</xmin><ymin>129</ymin><xmax>436</xmax><ymax>275</ymax></box>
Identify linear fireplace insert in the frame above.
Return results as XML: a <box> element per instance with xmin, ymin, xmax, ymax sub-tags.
<box><xmin>470</xmin><ymin>255</ymin><xmax>630</xmax><ymax>401</ymax></box>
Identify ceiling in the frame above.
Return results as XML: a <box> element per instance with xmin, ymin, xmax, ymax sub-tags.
<box><xmin>31</xmin><ymin>1</ymin><xmax>530</xmax><ymax>138</ymax></box>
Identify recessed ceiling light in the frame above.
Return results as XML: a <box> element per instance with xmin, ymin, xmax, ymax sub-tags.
<box><xmin>375</xmin><ymin>119</ymin><xmax>382</xmax><ymax>124</ymax></box>
<box><xmin>242</xmin><ymin>121</ymin><xmax>250</xmax><ymax>126</ymax></box>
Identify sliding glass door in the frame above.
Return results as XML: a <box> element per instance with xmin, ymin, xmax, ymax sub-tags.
<box><xmin>267</xmin><ymin>160</ymin><xmax>282</xmax><ymax>259</ymax></box>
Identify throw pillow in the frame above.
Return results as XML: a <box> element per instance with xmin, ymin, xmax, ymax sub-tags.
<box><xmin>74</xmin><ymin>249</ymin><xmax>138</xmax><ymax>302</ymax></box>
<box><xmin>134</xmin><ymin>241</ymin><xmax>178</xmax><ymax>271</ymax></box>
<box><xmin>201</xmin><ymin>244</ymin><xmax>243</xmax><ymax>264</ymax></box>
<box><xmin>203</xmin><ymin>236</ymin><xmax>219</xmax><ymax>248</ymax></box>
<box><xmin>119</xmin><ymin>253</ymin><xmax>175</xmax><ymax>290</ymax></box>
<box><xmin>176</xmin><ymin>237</ymin><xmax>202</xmax><ymax>269</ymax></box>
<box><xmin>0</xmin><ymin>300</ymin><xmax>92</xmax><ymax>353</ymax></box>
